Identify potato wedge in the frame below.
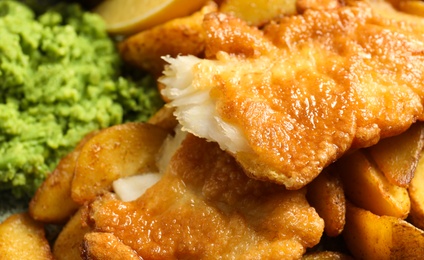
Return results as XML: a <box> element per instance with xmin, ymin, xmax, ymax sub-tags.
<box><xmin>0</xmin><ymin>213</ymin><xmax>53</xmax><ymax>259</ymax></box>
<box><xmin>71</xmin><ymin>122</ymin><xmax>169</xmax><ymax>204</ymax></box>
<box><xmin>219</xmin><ymin>0</ymin><xmax>297</xmax><ymax>26</ymax></box>
<box><xmin>398</xmin><ymin>0</ymin><xmax>424</xmax><ymax>17</ymax></box>
<box><xmin>408</xmin><ymin>152</ymin><xmax>424</xmax><ymax>230</ymax></box>
<box><xmin>82</xmin><ymin>232</ymin><xmax>140</xmax><ymax>260</ymax></box>
<box><xmin>367</xmin><ymin>122</ymin><xmax>424</xmax><ymax>187</ymax></box>
<box><xmin>296</xmin><ymin>0</ymin><xmax>342</xmax><ymax>13</ymax></box>
<box><xmin>29</xmin><ymin>131</ymin><xmax>97</xmax><ymax>223</ymax></box>
<box><xmin>343</xmin><ymin>202</ymin><xmax>424</xmax><ymax>259</ymax></box>
<box><xmin>119</xmin><ymin>2</ymin><xmax>217</xmax><ymax>77</ymax></box>
<box><xmin>147</xmin><ymin>105</ymin><xmax>178</xmax><ymax>131</ymax></box>
<box><xmin>336</xmin><ymin>150</ymin><xmax>410</xmax><ymax>219</ymax></box>
<box><xmin>53</xmin><ymin>208</ymin><xmax>91</xmax><ymax>260</ymax></box>
<box><xmin>306</xmin><ymin>167</ymin><xmax>345</xmax><ymax>237</ymax></box>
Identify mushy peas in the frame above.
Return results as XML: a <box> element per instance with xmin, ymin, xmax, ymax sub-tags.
<box><xmin>0</xmin><ymin>0</ymin><xmax>163</xmax><ymax>197</ymax></box>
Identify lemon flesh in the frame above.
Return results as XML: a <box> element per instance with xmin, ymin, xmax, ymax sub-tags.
<box><xmin>94</xmin><ymin>0</ymin><xmax>208</xmax><ymax>35</ymax></box>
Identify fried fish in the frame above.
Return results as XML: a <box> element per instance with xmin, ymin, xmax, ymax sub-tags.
<box><xmin>160</xmin><ymin>0</ymin><xmax>424</xmax><ymax>189</ymax></box>
<box><xmin>82</xmin><ymin>134</ymin><xmax>324</xmax><ymax>259</ymax></box>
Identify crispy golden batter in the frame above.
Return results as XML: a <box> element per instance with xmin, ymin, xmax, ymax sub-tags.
<box><xmin>82</xmin><ymin>232</ymin><xmax>140</xmax><ymax>260</ymax></box>
<box><xmin>83</xmin><ymin>135</ymin><xmax>324</xmax><ymax>259</ymax></box>
<box><xmin>160</xmin><ymin>0</ymin><xmax>424</xmax><ymax>189</ymax></box>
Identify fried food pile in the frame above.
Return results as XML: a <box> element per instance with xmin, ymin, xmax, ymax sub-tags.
<box><xmin>2</xmin><ymin>0</ymin><xmax>424</xmax><ymax>259</ymax></box>
<box><xmin>83</xmin><ymin>134</ymin><xmax>324</xmax><ymax>259</ymax></box>
<box><xmin>160</xmin><ymin>0</ymin><xmax>424</xmax><ymax>189</ymax></box>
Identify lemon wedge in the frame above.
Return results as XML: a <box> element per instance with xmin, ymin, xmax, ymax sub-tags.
<box><xmin>94</xmin><ymin>0</ymin><xmax>208</xmax><ymax>35</ymax></box>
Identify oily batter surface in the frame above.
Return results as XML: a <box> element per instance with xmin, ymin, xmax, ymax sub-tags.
<box><xmin>161</xmin><ymin>1</ymin><xmax>424</xmax><ymax>189</ymax></box>
<box><xmin>83</xmin><ymin>135</ymin><xmax>324</xmax><ymax>259</ymax></box>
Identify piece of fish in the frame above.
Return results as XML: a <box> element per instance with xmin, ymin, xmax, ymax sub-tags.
<box><xmin>82</xmin><ymin>134</ymin><xmax>324</xmax><ymax>259</ymax></box>
<box><xmin>160</xmin><ymin>0</ymin><xmax>424</xmax><ymax>189</ymax></box>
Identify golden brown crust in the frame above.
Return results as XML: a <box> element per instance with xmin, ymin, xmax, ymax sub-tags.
<box><xmin>81</xmin><ymin>232</ymin><xmax>141</xmax><ymax>260</ymax></box>
<box><xmin>118</xmin><ymin>2</ymin><xmax>217</xmax><ymax>77</ymax></box>
<box><xmin>0</xmin><ymin>213</ymin><xmax>53</xmax><ymax>260</ymax></box>
<box><xmin>83</xmin><ymin>135</ymin><xmax>324</xmax><ymax>259</ymax></box>
<box><xmin>164</xmin><ymin>1</ymin><xmax>424</xmax><ymax>189</ymax></box>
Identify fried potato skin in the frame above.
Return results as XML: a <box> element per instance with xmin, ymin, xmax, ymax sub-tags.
<box><xmin>71</xmin><ymin>122</ymin><xmax>169</xmax><ymax>204</ymax></box>
<box><xmin>0</xmin><ymin>213</ymin><xmax>53</xmax><ymax>260</ymax></box>
<box><xmin>296</xmin><ymin>0</ymin><xmax>341</xmax><ymax>13</ymax></box>
<box><xmin>119</xmin><ymin>2</ymin><xmax>217</xmax><ymax>77</ymax></box>
<box><xmin>307</xmin><ymin>168</ymin><xmax>345</xmax><ymax>237</ymax></box>
<box><xmin>219</xmin><ymin>0</ymin><xmax>297</xmax><ymax>26</ymax></box>
<box><xmin>367</xmin><ymin>122</ymin><xmax>424</xmax><ymax>187</ymax></box>
<box><xmin>408</xmin><ymin>152</ymin><xmax>424</xmax><ymax>230</ymax></box>
<box><xmin>53</xmin><ymin>208</ymin><xmax>91</xmax><ymax>260</ymax></box>
<box><xmin>337</xmin><ymin>150</ymin><xmax>410</xmax><ymax>219</ymax></box>
<box><xmin>29</xmin><ymin>131</ymin><xmax>97</xmax><ymax>223</ymax></box>
<box><xmin>343</xmin><ymin>202</ymin><xmax>424</xmax><ymax>259</ymax></box>
<box><xmin>147</xmin><ymin>105</ymin><xmax>178</xmax><ymax>131</ymax></box>
<box><xmin>391</xmin><ymin>0</ymin><xmax>424</xmax><ymax>17</ymax></box>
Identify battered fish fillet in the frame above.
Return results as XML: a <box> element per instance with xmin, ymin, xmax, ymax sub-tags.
<box><xmin>159</xmin><ymin>0</ymin><xmax>424</xmax><ymax>189</ymax></box>
<box><xmin>82</xmin><ymin>134</ymin><xmax>324</xmax><ymax>260</ymax></box>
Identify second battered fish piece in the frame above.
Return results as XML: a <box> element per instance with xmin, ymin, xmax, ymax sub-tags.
<box><xmin>83</xmin><ymin>134</ymin><xmax>324</xmax><ymax>259</ymax></box>
<box><xmin>160</xmin><ymin>1</ymin><xmax>424</xmax><ymax>189</ymax></box>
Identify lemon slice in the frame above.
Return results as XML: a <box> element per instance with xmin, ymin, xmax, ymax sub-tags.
<box><xmin>94</xmin><ymin>0</ymin><xmax>208</xmax><ymax>35</ymax></box>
